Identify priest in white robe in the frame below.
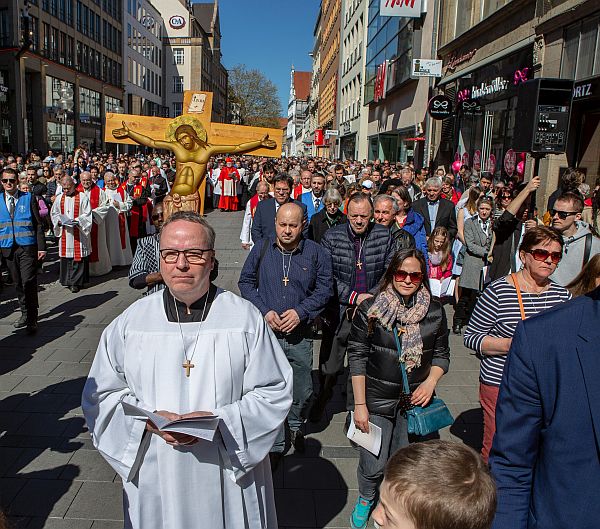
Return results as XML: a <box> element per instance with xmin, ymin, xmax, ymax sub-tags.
<box><xmin>51</xmin><ymin>174</ymin><xmax>92</xmax><ymax>292</ymax></box>
<box><xmin>82</xmin><ymin>211</ymin><xmax>292</xmax><ymax>529</ymax></box>
<box><xmin>77</xmin><ymin>171</ymin><xmax>112</xmax><ymax>276</ymax></box>
<box><xmin>103</xmin><ymin>171</ymin><xmax>133</xmax><ymax>266</ymax></box>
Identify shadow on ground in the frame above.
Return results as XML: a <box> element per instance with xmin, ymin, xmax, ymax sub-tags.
<box><xmin>450</xmin><ymin>407</ymin><xmax>484</xmax><ymax>451</ymax></box>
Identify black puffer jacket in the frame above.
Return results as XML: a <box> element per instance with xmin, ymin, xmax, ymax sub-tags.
<box><xmin>347</xmin><ymin>294</ymin><xmax>450</xmax><ymax>418</ymax></box>
<box><xmin>321</xmin><ymin>222</ymin><xmax>394</xmax><ymax>322</ymax></box>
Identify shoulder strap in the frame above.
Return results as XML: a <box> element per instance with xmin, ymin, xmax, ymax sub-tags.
<box><xmin>583</xmin><ymin>232</ymin><xmax>593</xmax><ymax>267</ymax></box>
<box><xmin>393</xmin><ymin>325</ymin><xmax>410</xmax><ymax>393</ymax></box>
<box><xmin>255</xmin><ymin>238</ymin><xmax>270</xmax><ymax>288</ymax></box>
<box><xmin>511</xmin><ymin>273</ymin><xmax>527</xmax><ymax>321</ymax></box>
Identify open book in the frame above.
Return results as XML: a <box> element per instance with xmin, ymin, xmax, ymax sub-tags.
<box><xmin>58</xmin><ymin>214</ymin><xmax>79</xmax><ymax>227</ymax></box>
<box><xmin>121</xmin><ymin>401</ymin><xmax>219</xmax><ymax>441</ymax></box>
<box><xmin>429</xmin><ymin>276</ymin><xmax>456</xmax><ymax>298</ymax></box>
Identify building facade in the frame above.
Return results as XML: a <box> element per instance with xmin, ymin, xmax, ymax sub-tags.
<box><xmin>286</xmin><ymin>67</ymin><xmax>310</xmax><ymax>156</ymax></box>
<box><xmin>0</xmin><ymin>0</ymin><xmax>124</xmax><ymax>153</ymax></box>
<box><xmin>305</xmin><ymin>8</ymin><xmax>322</xmax><ymax>157</ymax></box>
<box><xmin>123</xmin><ymin>0</ymin><xmax>165</xmax><ymax>117</ymax></box>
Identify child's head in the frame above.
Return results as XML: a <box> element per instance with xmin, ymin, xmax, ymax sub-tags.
<box><xmin>428</xmin><ymin>226</ymin><xmax>450</xmax><ymax>253</ymax></box>
<box><xmin>372</xmin><ymin>440</ymin><xmax>496</xmax><ymax>529</ymax></box>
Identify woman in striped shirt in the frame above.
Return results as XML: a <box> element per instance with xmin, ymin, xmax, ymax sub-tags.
<box><xmin>464</xmin><ymin>226</ymin><xmax>572</xmax><ymax>462</ymax></box>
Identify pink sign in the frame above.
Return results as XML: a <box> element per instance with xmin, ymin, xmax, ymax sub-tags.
<box><xmin>504</xmin><ymin>149</ymin><xmax>516</xmax><ymax>177</ymax></box>
<box><xmin>473</xmin><ymin>150</ymin><xmax>481</xmax><ymax>171</ymax></box>
<box><xmin>462</xmin><ymin>152</ymin><xmax>470</xmax><ymax>167</ymax></box>
<box><xmin>486</xmin><ymin>154</ymin><xmax>497</xmax><ymax>174</ymax></box>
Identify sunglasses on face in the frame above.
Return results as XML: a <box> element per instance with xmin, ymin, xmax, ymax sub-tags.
<box><xmin>2</xmin><ymin>178</ymin><xmax>15</xmax><ymax>183</ymax></box>
<box><xmin>393</xmin><ymin>270</ymin><xmax>423</xmax><ymax>284</ymax></box>
<box><xmin>526</xmin><ymin>248</ymin><xmax>562</xmax><ymax>264</ymax></box>
<box><xmin>550</xmin><ymin>209</ymin><xmax>578</xmax><ymax>220</ymax></box>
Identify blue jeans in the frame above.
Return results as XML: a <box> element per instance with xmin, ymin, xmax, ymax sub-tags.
<box><xmin>271</xmin><ymin>326</ymin><xmax>314</xmax><ymax>453</ymax></box>
<box><xmin>356</xmin><ymin>411</ymin><xmax>409</xmax><ymax>501</ymax></box>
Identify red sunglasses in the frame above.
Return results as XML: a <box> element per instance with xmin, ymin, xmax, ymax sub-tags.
<box><xmin>526</xmin><ymin>248</ymin><xmax>562</xmax><ymax>265</ymax></box>
<box><xmin>393</xmin><ymin>270</ymin><xmax>424</xmax><ymax>284</ymax></box>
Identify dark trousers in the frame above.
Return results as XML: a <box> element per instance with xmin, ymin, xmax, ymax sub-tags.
<box><xmin>4</xmin><ymin>246</ymin><xmax>39</xmax><ymax>322</ymax></box>
<box><xmin>322</xmin><ymin>314</ymin><xmax>353</xmax><ymax>376</ymax></box>
<box><xmin>59</xmin><ymin>257</ymin><xmax>89</xmax><ymax>287</ymax></box>
<box><xmin>454</xmin><ymin>287</ymin><xmax>479</xmax><ymax>326</ymax></box>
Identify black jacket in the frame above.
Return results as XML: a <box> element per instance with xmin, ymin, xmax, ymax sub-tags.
<box><xmin>308</xmin><ymin>208</ymin><xmax>346</xmax><ymax>244</ymax></box>
<box><xmin>347</xmin><ymin>294</ymin><xmax>450</xmax><ymax>418</ymax></box>
<box><xmin>389</xmin><ymin>224</ymin><xmax>415</xmax><ymax>252</ymax></box>
<box><xmin>412</xmin><ymin>197</ymin><xmax>457</xmax><ymax>239</ymax></box>
<box><xmin>490</xmin><ymin>209</ymin><xmax>522</xmax><ymax>280</ymax></box>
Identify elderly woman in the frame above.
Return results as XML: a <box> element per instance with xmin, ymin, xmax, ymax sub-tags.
<box><xmin>348</xmin><ymin>249</ymin><xmax>450</xmax><ymax>529</ymax></box>
<box><xmin>465</xmin><ymin>226</ymin><xmax>571</xmax><ymax>462</ymax></box>
<box><xmin>308</xmin><ymin>187</ymin><xmax>347</xmax><ymax>244</ymax></box>
<box><xmin>391</xmin><ymin>186</ymin><xmax>428</xmax><ymax>259</ymax></box>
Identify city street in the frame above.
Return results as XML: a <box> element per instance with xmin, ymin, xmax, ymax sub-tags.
<box><xmin>0</xmin><ymin>211</ymin><xmax>482</xmax><ymax>529</ymax></box>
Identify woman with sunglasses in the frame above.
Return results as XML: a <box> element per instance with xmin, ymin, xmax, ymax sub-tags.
<box><xmin>465</xmin><ymin>226</ymin><xmax>571</xmax><ymax>462</ymax></box>
<box><xmin>347</xmin><ymin>249</ymin><xmax>450</xmax><ymax>529</ymax></box>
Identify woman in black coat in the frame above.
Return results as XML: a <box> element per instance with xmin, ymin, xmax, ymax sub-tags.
<box><xmin>347</xmin><ymin>248</ymin><xmax>450</xmax><ymax>529</ymax></box>
<box><xmin>308</xmin><ymin>187</ymin><xmax>346</xmax><ymax>244</ymax></box>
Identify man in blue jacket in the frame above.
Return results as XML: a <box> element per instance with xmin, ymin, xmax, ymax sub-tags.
<box><xmin>490</xmin><ymin>287</ymin><xmax>600</xmax><ymax>529</ymax></box>
<box><xmin>0</xmin><ymin>168</ymin><xmax>46</xmax><ymax>333</ymax></box>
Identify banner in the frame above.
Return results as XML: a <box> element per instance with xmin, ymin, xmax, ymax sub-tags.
<box><xmin>380</xmin><ymin>0</ymin><xmax>423</xmax><ymax>17</ymax></box>
<box><xmin>314</xmin><ymin>129</ymin><xmax>324</xmax><ymax>146</ymax></box>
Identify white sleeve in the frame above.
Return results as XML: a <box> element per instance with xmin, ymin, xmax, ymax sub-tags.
<box><xmin>240</xmin><ymin>202</ymin><xmax>253</xmax><ymax>244</ymax></box>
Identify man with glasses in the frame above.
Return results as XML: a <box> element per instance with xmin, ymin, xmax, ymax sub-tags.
<box><xmin>550</xmin><ymin>191</ymin><xmax>600</xmax><ymax>286</ymax></box>
<box><xmin>251</xmin><ymin>174</ymin><xmax>308</xmax><ymax>243</ymax></box>
<box><xmin>0</xmin><ymin>168</ymin><xmax>46</xmax><ymax>333</ymax></box>
<box><xmin>84</xmin><ymin>211</ymin><xmax>292</xmax><ymax>529</ymax></box>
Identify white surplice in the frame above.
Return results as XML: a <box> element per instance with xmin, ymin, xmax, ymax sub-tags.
<box><xmin>104</xmin><ymin>188</ymin><xmax>133</xmax><ymax>266</ymax></box>
<box><xmin>83</xmin><ymin>187</ymin><xmax>112</xmax><ymax>276</ymax></box>
<box><xmin>50</xmin><ymin>192</ymin><xmax>93</xmax><ymax>258</ymax></box>
<box><xmin>82</xmin><ymin>289</ymin><xmax>293</xmax><ymax>529</ymax></box>
<box><xmin>240</xmin><ymin>200</ymin><xmax>254</xmax><ymax>246</ymax></box>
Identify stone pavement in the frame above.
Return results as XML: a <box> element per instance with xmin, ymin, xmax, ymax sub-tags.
<box><xmin>0</xmin><ymin>210</ymin><xmax>483</xmax><ymax>529</ymax></box>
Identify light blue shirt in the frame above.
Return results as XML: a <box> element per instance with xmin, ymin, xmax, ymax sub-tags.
<box><xmin>428</xmin><ymin>200</ymin><xmax>440</xmax><ymax>230</ymax></box>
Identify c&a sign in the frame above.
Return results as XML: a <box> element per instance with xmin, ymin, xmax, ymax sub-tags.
<box><xmin>380</xmin><ymin>0</ymin><xmax>424</xmax><ymax>17</ymax></box>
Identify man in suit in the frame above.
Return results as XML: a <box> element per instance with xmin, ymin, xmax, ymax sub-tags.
<box><xmin>251</xmin><ymin>174</ymin><xmax>308</xmax><ymax>242</ymax></box>
<box><xmin>490</xmin><ymin>287</ymin><xmax>600</xmax><ymax>529</ymax></box>
<box><xmin>300</xmin><ymin>173</ymin><xmax>326</xmax><ymax>221</ymax></box>
<box><xmin>412</xmin><ymin>177</ymin><xmax>457</xmax><ymax>239</ymax></box>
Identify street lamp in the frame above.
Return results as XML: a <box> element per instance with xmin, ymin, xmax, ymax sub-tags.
<box><xmin>58</xmin><ymin>85</ymin><xmax>74</xmax><ymax>158</ymax></box>
<box><xmin>113</xmin><ymin>104</ymin><xmax>125</xmax><ymax>159</ymax></box>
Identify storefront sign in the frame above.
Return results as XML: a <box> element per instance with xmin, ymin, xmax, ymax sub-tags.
<box><xmin>460</xmin><ymin>100</ymin><xmax>482</xmax><ymax>116</ymax></box>
<box><xmin>380</xmin><ymin>0</ymin><xmax>423</xmax><ymax>18</ymax></box>
<box><xmin>412</xmin><ymin>59</ymin><xmax>442</xmax><ymax>78</ymax></box>
<box><xmin>169</xmin><ymin>15</ymin><xmax>186</xmax><ymax>29</ymax></box>
<box><xmin>427</xmin><ymin>95</ymin><xmax>453</xmax><ymax>120</ymax></box>
<box><xmin>314</xmin><ymin>129</ymin><xmax>324</xmax><ymax>146</ymax></box>
<box><xmin>513</xmin><ymin>68</ymin><xmax>530</xmax><ymax>86</ymax></box>
<box><xmin>445</xmin><ymin>49</ymin><xmax>477</xmax><ymax>73</ymax></box>
<box><xmin>504</xmin><ymin>149</ymin><xmax>516</xmax><ymax>177</ymax></box>
<box><xmin>573</xmin><ymin>77</ymin><xmax>599</xmax><ymax>101</ymax></box>
<box><xmin>473</xmin><ymin>150</ymin><xmax>481</xmax><ymax>171</ymax></box>
<box><xmin>486</xmin><ymin>154</ymin><xmax>497</xmax><ymax>174</ymax></box>
<box><xmin>342</xmin><ymin>122</ymin><xmax>351</xmax><ymax>134</ymax></box>
<box><xmin>325</xmin><ymin>129</ymin><xmax>339</xmax><ymax>137</ymax></box>
<box><xmin>462</xmin><ymin>152</ymin><xmax>470</xmax><ymax>167</ymax></box>
<box><xmin>374</xmin><ymin>61</ymin><xmax>388</xmax><ymax>102</ymax></box>
<box><xmin>471</xmin><ymin>77</ymin><xmax>510</xmax><ymax>98</ymax></box>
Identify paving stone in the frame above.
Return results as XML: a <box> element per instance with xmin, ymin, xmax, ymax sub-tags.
<box><xmin>12</xmin><ymin>377</ymin><xmax>64</xmax><ymax>393</ymax></box>
<box><xmin>0</xmin><ymin>375</ymin><xmax>26</xmax><ymax>392</ymax></box>
<box><xmin>60</xmin><ymin>450</ymin><xmax>116</xmax><ymax>482</ymax></box>
<box><xmin>66</xmin><ymin>482</ymin><xmax>123</xmax><ymax>521</ymax></box>
<box><xmin>275</xmin><ymin>489</ymin><xmax>316</xmax><ymax>528</ymax></box>
<box><xmin>9</xmin><ymin>479</ymin><xmax>83</xmax><ymax>517</ymax></box>
<box><xmin>9</xmin><ymin>447</ymin><xmax>74</xmax><ymax>480</ymax></box>
<box><xmin>11</xmin><ymin>361</ymin><xmax>61</xmax><ymax>377</ymax></box>
<box><xmin>15</xmin><ymin>394</ymin><xmax>69</xmax><ymax>414</ymax></box>
<box><xmin>15</xmin><ymin>414</ymin><xmax>71</xmax><ymax>437</ymax></box>
<box><xmin>0</xmin><ymin>477</ymin><xmax>27</xmax><ymax>508</ymax></box>
<box><xmin>45</xmin><ymin>349</ymin><xmax>92</xmax><ymax>363</ymax></box>
<box><xmin>314</xmin><ymin>489</ymin><xmax>355</xmax><ymax>529</ymax></box>
<box><xmin>27</xmin><ymin>518</ymin><xmax>93</xmax><ymax>529</ymax></box>
<box><xmin>48</xmin><ymin>364</ymin><xmax>92</xmax><ymax>378</ymax></box>
<box><xmin>283</xmin><ymin>457</ymin><xmax>344</xmax><ymax>490</ymax></box>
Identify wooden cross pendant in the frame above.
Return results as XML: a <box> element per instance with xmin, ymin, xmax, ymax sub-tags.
<box><xmin>182</xmin><ymin>360</ymin><xmax>195</xmax><ymax>377</ymax></box>
<box><xmin>282</xmin><ymin>276</ymin><xmax>289</xmax><ymax>286</ymax></box>
<box><xmin>356</xmin><ymin>260</ymin><xmax>363</xmax><ymax>270</ymax></box>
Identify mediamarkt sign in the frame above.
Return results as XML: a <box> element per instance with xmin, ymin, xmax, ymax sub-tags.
<box><xmin>380</xmin><ymin>0</ymin><xmax>424</xmax><ymax>17</ymax></box>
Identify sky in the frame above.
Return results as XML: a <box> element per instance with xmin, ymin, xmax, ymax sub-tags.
<box><xmin>217</xmin><ymin>0</ymin><xmax>321</xmax><ymax>117</ymax></box>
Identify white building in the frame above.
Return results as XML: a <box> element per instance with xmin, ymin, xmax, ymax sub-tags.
<box><xmin>286</xmin><ymin>67</ymin><xmax>310</xmax><ymax>156</ymax></box>
<box><xmin>338</xmin><ymin>0</ymin><xmax>369</xmax><ymax>161</ymax></box>
<box><xmin>124</xmin><ymin>0</ymin><xmax>165</xmax><ymax>116</ymax></box>
<box><xmin>306</xmin><ymin>10</ymin><xmax>322</xmax><ymax>157</ymax></box>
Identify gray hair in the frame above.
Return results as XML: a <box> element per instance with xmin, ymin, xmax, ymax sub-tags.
<box><xmin>160</xmin><ymin>211</ymin><xmax>216</xmax><ymax>249</ymax></box>
<box><xmin>323</xmin><ymin>187</ymin><xmax>342</xmax><ymax>204</ymax></box>
<box><xmin>425</xmin><ymin>177</ymin><xmax>443</xmax><ymax>189</ymax></box>
<box><xmin>373</xmin><ymin>193</ymin><xmax>399</xmax><ymax>213</ymax></box>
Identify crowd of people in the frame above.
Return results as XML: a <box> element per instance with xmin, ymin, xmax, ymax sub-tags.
<box><xmin>1</xmin><ymin>145</ymin><xmax>600</xmax><ymax>529</ymax></box>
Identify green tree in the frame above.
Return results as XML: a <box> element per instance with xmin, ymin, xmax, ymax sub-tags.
<box><xmin>228</xmin><ymin>64</ymin><xmax>282</xmax><ymax>128</ymax></box>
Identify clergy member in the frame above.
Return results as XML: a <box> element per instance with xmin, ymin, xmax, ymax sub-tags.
<box><xmin>240</xmin><ymin>181</ymin><xmax>270</xmax><ymax>250</ymax></box>
<box><xmin>218</xmin><ymin>157</ymin><xmax>240</xmax><ymax>211</ymax></box>
<box><xmin>84</xmin><ymin>211</ymin><xmax>292</xmax><ymax>528</ymax></box>
<box><xmin>51</xmin><ymin>174</ymin><xmax>92</xmax><ymax>292</ymax></box>
<box><xmin>104</xmin><ymin>171</ymin><xmax>133</xmax><ymax>267</ymax></box>
<box><xmin>123</xmin><ymin>169</ymin><xmax>151</xmax><ymax>254</ymax></box>
<box><xmin>78</xmin><ymin>171</ymin><xmax>112</xmax><ymax>276</ymax></box>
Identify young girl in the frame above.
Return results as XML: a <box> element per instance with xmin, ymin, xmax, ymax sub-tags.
<box><xmin>428</xmin><ymin>226</ymin><xmax>453</xmax><ymax>280</ymax></box>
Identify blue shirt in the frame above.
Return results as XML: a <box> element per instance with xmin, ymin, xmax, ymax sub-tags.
<box><xmin>238</xmin><ymin>237</ymin><xmax>333</xmax><ymax>322</ymax></box>
<box><xmin>428</xmin><ymin>200</ymin><xmax>440</xmax><ymax>230</ymax></box>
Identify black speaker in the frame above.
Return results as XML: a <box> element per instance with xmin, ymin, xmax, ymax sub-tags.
<box><xmin>512</xmin><ymin>78</ymin><xmax>574</xmax><ymax>154</ymax></box>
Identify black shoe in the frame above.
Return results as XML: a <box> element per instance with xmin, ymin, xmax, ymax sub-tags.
<box><xmin>291</xmin><ymin>430</ymin><xmax>305</xmax><ymax>454</ymax></box>
<box><xmin>70</xmin><ymin>286</ymin><xmax>80</xmax><ymax>293</ymax></box>
<box><xmin>269</xmin><ymin>452</ymin><xmax>283</xmax><ymax>473</ymax></box>
<box><xmin>26</xmin><ymin>322</ymin><xmax>37</xmax><ymax>335</ymax></box>
<box><xmin>452</xmin><ymin>323</ymin><xmax>462</xmax><ymax>335</ymax></box>
<box><xmin>13</xmin><ymin>315</ymin><xmax>27</xmax><ymax>329</ymax></box>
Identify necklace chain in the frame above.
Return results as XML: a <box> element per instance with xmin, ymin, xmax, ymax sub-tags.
<box><xmin>173</xmin><ymin>290</ymin><xmax>209</xmax><ymax>377</ymax></box>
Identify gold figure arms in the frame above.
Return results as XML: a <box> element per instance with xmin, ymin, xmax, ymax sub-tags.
<box><xmin>112</xmin><ymin>121</ymin><xmax>174</xmax><ymax>152</ymax></box>
<box><xmin>207</xmin><ymin>134</ymin><xmax>277</xmax><ymax>157</ymax></box>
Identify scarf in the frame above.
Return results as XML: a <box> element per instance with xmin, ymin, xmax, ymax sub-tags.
<box><xmin>428</xmin><ymin>250</ymin><xmax>443</xmax><ymax>266</ymax></box>
<box><xmin>367</xmin><ymin>285</ymin><xmax>431</xmax><ymax>371</ymax></box>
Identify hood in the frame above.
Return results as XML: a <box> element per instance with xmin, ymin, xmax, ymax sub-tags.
<box><xmin>564</xmin><ymin>222</ymin><xmax>592</xmax><ymax>245</ymax></box>
<box><xmin>406</xmin><ymin>208</ymin><xmax>424</xmax><ymax>229</ymax></box>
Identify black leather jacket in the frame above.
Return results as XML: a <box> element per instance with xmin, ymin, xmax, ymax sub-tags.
<box><xmin>347</xmin><ymin>294</ymin><xmax>450</xmax><ymax>418</ymax></box>
<box><xmin>389</xmin><ymin>224</ymin><xmax>416</xmax><ymax>252</ymax></box>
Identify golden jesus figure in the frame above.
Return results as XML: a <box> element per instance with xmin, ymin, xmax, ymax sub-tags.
<box><xmin>112</xmin><ymin>115</ymin><xmax>276</xmax><ymax>196</ymax></box>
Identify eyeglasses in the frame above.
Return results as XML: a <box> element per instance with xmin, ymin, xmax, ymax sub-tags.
<box><xmin>526</xmin><ymin>248</ymin><xmax>562</xmax><ymax>265</ymax></box>
<box><xmin>160</xmin><ymin>248</ymin><xmax>213</xmax><ymax>264</ymax></box>
<box><xmin>393</xmin><ymin>270</ymin><xmax>424</xmax><ymax>284</ymax></box>
<box><xmin>550</xmin><ymin>209</ymin><xmax>578</xmax><ymax>220</ymax></box>
<box><xmin>2</xmin><ymin>178</ymin><xmax>15</xmax><ymax>183</ymax></box>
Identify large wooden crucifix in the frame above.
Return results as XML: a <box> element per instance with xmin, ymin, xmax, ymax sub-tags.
<box><xmin>104</xmin><ymin>91</ymin><xmax>282</xmax><ymax>216</ymax></box>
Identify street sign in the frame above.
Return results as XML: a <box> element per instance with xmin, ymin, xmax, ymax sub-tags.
<box><xmin>380</xmin><ymin>0</ymin><xmax>423</xmax><ymax>17</ymax></box>
<box><xmin>325</xmin><ymin>129</ymin><xmax>339</xmax><ymax>137</ymax></box>
<box><xmin>412</xmin><ymin>59</ymin><xmax>442</xmax><ymax>77</ymax></box>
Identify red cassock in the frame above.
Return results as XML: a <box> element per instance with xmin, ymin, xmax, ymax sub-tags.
<box><xmin>218</xmin><ymin>167</ymin><xmax>240</xmax><ymax>211</ymax></box>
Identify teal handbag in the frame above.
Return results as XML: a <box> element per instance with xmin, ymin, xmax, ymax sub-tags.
<box><xmin>393</xmin><ymin>325</ymin><xmax>454</xmax><ymax>436</ymax></box>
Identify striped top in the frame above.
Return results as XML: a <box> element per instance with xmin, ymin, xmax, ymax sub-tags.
<box><xmin>128</xmin><ymin>233</ymin><xmax>164</xmax><ymax>296</ymax></box>
<box><xmin>464</xmin><ymin>277</ymin><xmax>571</xmax><ymax>386</ymax></box>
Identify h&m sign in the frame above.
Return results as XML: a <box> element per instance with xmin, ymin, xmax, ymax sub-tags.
<box><xmin>380</xmin><ymin>0</ymin><xmax>425</xmax><ymax>17</ymax></box>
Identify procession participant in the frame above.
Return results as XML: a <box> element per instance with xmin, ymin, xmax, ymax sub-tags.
<box><xmin>293</xmin><ymin>170</ymin><xmax>313</xmax><ymax>200</ymax></box>
<box><xmin>240</xmin><ymin>181</ymin><xmax>270</xmax><ymax>249</ymax></box>
<box><xmin>218</xmin><ymin>157</ymin><xmax>240</xmax><ymax>211</ymax></box>
<box><xmin>308</xmin><ymin>187</ymin><xmax>347</xmax><ymax>244</ymax></box>
<box><xmin>239</xmin><ymin>202</ymin><xmax>332</xmax><ymax>465</ymax></box>
<box><xmin>77</xmin><ymin>171</ymin><xmax>112</xmax><ymax>276</ymax></box>
<box><xmin>210</xmin><ymin>159</ymin><xmax>223</xmax><ymax>209</ymax></box>
<box><xmin>51</xmin><ymin>174</ymin><xmax>92</xmax><ymax>293</ymax></box>
<box><xmin>148</xmin><ymin>165</ymin><xmax>168</xmax><ymax>203</ymax></box>
<box><xmin>373</xmin><ymin>194</ymin><xmax>415</xmax><ymax>251</ymax></box>
<box><xmin>104</xmin><ymin>172</ymin><xmax>133</xmax><ymax>267</ymax></box>
<box><xmin>249</xmin><ymin>161</ymin><xmax>276</xmax><ymax>196</ymax></box>
<box><xmin>412</xmin><ymin>177</ymin><xmax>458</xmax><ymax>239</ymax></box>
<box><xmin>0</xmin><ymin>168</ymin><xmax>46</xmax><ymax>333</ymax></box>
<box><xmin>299</xmin><ymin>172</ymin><xmax>326</xmax><ymax>221</ymax></box>
<box><xmin>83</xmin><ymin>211</ymin><xmax>293</xmax><ymax>529</ymax></box>
<box><xmin>123</xmin><ymin>169</ymin><xmax>151</xmax><ymax>254</ymax></box>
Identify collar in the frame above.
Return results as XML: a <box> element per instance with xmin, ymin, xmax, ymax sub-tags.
<box><xmin>427</xmin><ymin>199</ymin><xmax>439</xmax><ymax>206</ymax></box>
<box><xmin>347</xmin><ymin>222</ymin><xmax>370</xmax><ymax>241</ymax></box>
<box><xmin>271</xmin><ymin>237</ymin><xmax>305</xmax><ymax>253</ymax></box>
